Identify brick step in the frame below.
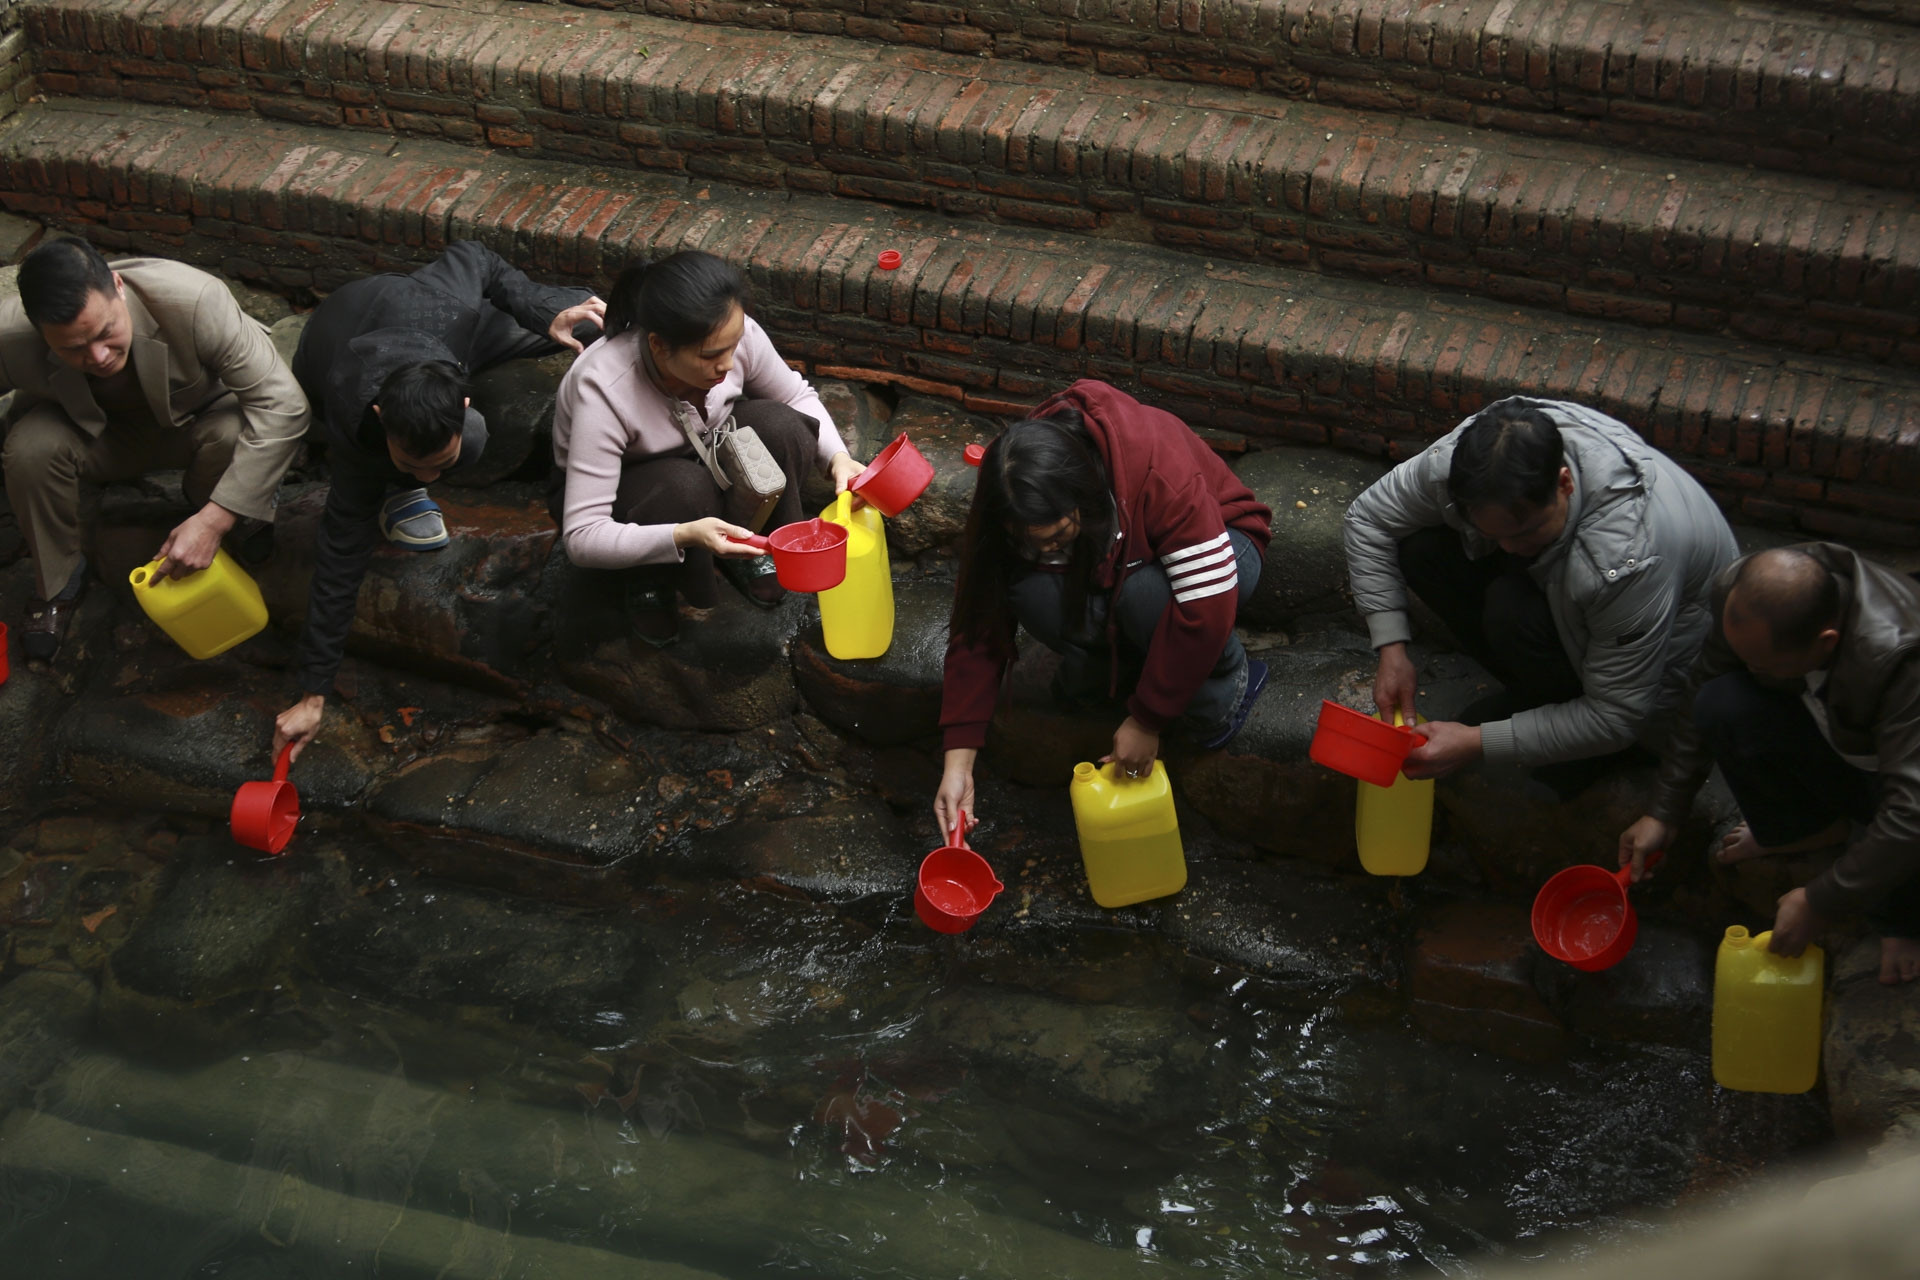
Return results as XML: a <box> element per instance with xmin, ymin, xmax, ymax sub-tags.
<box><xmin>1776</xmin><ymin>0</ymin><xmax>1920</xmax><ymax>26</ymax></box>
<box><xmin>554</xmin><ymin>0</ymin><xmax>1920</xmax><ymax>188</ymax></box>
<box><xmin>27</xmin><ymin>0</ymin><xmax>1920</xmax><ymax>363</ymax></box>
<box><xmin>5</xmin><ymin>98</ymin><xmax>1919</xmax><ymax>544</ymax></box>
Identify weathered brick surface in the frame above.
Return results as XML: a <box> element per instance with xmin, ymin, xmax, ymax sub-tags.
<box><xmin>538</xmin><ymin>0</ymin><xmax>1920</xmax><ymax>188</ymax></box>
<box><xmin>24</xmin><ymin>0</ymin><xmax>1920</xmax><ymax>361</ymax></box>
<box><xmin>6</xmin><ymin>99</ymin><xmax>1918</xmax><ymax>543</ymax></box>
<box><xmin>0</xmin><ymin>27</ymin><xmax>34</xmax><ymax>128</ymax></box>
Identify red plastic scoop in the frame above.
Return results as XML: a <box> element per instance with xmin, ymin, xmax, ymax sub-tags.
<box><xmin>848</xmin><ymin>433</ymin><xmax>934</xmax><ymax>517</ymax></box>
<box><xmin>1309</xmin><ymin>700</ymin><xmax>1427</xmax><ymax>786</ymax></box>
<box><xmin>1531</xmin><ymin>853</ymin><xmax>1664</xmax><ymax>971</ymax></box>
<box><xmin>231</xmin><ymin>743</ymin><xmax>300</xmax><ymax>854</ymax></box>
<box><xmin>732</xmin><ymin>519</ymin><xmax>849</xmax><ymax>592</ymax></box>
<box><xmin>915</xmin><ymin>811</ymin><xmax>1003</xmax><ymax>933</ymax></box>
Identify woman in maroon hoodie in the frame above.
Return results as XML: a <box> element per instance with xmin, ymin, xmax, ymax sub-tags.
<box><xmin>935</xmin><ymin>380</ymin><xmax>1273</xmax><ymax>833</ymax></box>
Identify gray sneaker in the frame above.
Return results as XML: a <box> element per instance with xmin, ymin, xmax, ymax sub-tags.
<box><xmin>379</xmin><ymin>488</ymin><xmax>449</xmax><ymax>550</ymax></box>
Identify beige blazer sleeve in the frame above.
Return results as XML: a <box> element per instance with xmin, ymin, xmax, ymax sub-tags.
<box><xmin>174</xmin><ymin>272</ymin><xmax>310</xmax><ymax>520</ymax></box>
<box><xmin>105</xmin><ymin>259</ymin><xmax>308</xmax><ymax>521</ymax></box>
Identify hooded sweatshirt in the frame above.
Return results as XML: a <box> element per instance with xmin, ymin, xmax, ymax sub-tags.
<box><xmin>939</xmin><ymin>380</ymin><xmax>1272</xmax><ymax>751</ymax></box>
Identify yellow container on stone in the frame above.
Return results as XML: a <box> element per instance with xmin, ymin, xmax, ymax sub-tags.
<box><xmin>1355</xmin><ymin>711</ymin><xmax>1433</xmax><ymax>876</ymax></box>
<box><xmin>1070</xmin><ymin>759</ymin><xmax>1186</xmax><ymax>907</ymax></box>
<box><xmin>817</xmin><ymin>490</ymin><xmax>893</xmax><ymax>660</ymax></box>
<box><xmin>1711</xmin><ymin>925</ymin><xmax>1824</xmax><ymax>1094</ymax></box>
<box><xmin>129</xmin><ymin>549</ymin><xmax>268</xmax><ymax>659</ymax></box>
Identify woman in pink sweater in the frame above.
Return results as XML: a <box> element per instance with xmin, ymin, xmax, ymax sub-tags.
<box><xmin>553</xmin><ymin>252</ymin><xmax>864</xmax><ymax>644</ymax></box>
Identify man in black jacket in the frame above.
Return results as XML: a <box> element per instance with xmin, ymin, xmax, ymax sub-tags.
<box><xmin>271</xmin><ymin>241</ymin><xmax>602</xmax><ymax>759</ymax></box>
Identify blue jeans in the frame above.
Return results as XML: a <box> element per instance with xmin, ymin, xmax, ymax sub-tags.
<box><xmin>1008</xmin><ymin>528</ymin><xmax>1262</xmax><ymax>737</ymax></box>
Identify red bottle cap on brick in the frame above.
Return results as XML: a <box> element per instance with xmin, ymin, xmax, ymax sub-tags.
<box><xmin>877</xmin><ymin>250</ymin><xmax>902</xmax><ymax>270</ymax></box>
<box><xmin>963</xmin><ymin>443</ymin><xmax>985</xmax><ymax>467</ymax></box>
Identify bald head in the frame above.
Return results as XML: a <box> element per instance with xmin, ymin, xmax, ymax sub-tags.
<box><xmin>1723</xmin><ymin>548</ymin><xmax>1842</xmax><ymax>677</ymax></box>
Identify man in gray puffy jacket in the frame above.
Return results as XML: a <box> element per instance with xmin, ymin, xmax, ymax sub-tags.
<box><xmin>1343</xmin><ymin>397</ymin><xmax>1739</xmax><ymax>796</ymax></box>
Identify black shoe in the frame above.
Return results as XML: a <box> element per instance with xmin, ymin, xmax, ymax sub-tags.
<box><xmin>1198</xmin><ymin>659</ymin><xmax>1269</xmax><ymax>750</ymax></box>
<box><xmin>22</xmin><ymin>560</ymin><xmax>87</xmax><ymax>661</ymax></box>
<box><xmin>626</xmin><ymin>580</ymin><xmax>679</xmax><ymax>648</ymax></box>
<box><xmin>719</xmin><ymin>554</ymin><xmax>785</xmax><ymax>609</ymax></box>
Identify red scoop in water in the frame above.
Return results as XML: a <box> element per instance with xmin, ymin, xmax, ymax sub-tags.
<box><xmin>915</xmin><ymin>811</ymin><xmax>1003</xmax><ymax>933</ymax></box>
<box><xmin>1531</xmin><ymin>853</ymin><xmax>1664</xmax><ymax>971</ymax></box>
<box><xmin>231</xmin><ymin>743</ymin><xmax>300</xmax><ymax>854</ymax></box>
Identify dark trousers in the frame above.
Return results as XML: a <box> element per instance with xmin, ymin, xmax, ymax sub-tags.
<box><xmin>1008</xmin><ymin>528</ymin><xmax>1263</xmax><ymax>737</ymax></box>
<box><xmin>1693</xmin><ymin>671</ymin><xmax>1920</xmax><ymax>938</ymax></box>
<box><xmin>1398</xmin><ymin>525</ymin><xmax>1646</xmax><ymax>797</ymax></box>
<box><xmin>548</xmin><ymin>399</ymin><xmax>820</xmax><ymax>607</ymax></box>
<box><xmin>1398</xmin><ymin>525</ymin><xmax>1581</xmax><ymax>710</ymax></box>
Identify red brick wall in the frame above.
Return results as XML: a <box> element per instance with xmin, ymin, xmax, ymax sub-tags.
<box><xmin>554</xmin><ymin>0</ymin><xmax>1920</xmax><ymax>188</ymax></box>
<box><xmin>6</xmin><ymin>104</ymin><xmax>1918</xmax><ymax>544</ymax></box>
<box><xmin>25</xmin><ymin>0</ymin><xmax>1920</xmax><ymax>363</ymax></box>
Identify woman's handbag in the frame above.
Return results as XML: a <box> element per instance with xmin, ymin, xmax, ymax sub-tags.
<box><xmin>670</xmin><ymin>400</ymin><xmax>787</xmax><ymax>532</ymax></box>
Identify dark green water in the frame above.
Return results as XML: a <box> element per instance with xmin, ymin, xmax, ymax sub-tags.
<box><xmin>0</xmin><ymin>810</ymin><xmax>1812</xmax><ymax>1278</ymax></box>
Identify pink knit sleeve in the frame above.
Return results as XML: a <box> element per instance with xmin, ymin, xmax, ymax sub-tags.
<box><xmin>556</xmin><ymin>366</ymin><xmax>683</xmax><ymax>569</ymax></box>
<box><xmin>736</xmin><ymin>317</ymin><xmax>848</xmax><ymax>469</ymax></box>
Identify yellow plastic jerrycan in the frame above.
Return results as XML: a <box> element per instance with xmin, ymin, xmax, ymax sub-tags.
<box><xmin>1712</xmin><ymin>925</ymin><xmax>1824</xmax><ymax>1094</ymax></box>
<box><xmin>129</xmin><ymin>549</ymin><xmax>269</xmax><ymax>659</ymax></box>
<box><xmin>1069</xmin><ymin>759</ymin><xmax>1186</xmax><ymax>907</ymax></box>
<box><xmin>1355</xmin><ymin>711</ymin><xmax>1433</xmax><ymax>876</ymax></box>
<box><xmin>817</xmin><ymin>490</ymin><xmax>893</xmax><ymax>659</ymax></box>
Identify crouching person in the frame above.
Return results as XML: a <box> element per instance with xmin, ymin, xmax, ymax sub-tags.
<box><xmin>934</xmin><ymin>380</ymin><xmax>1273</xmax><ymax>835</ymax></box>
<box><xmin>551</xmin><ymin>251</ymin><xmax>865</xmax><ymax>647</ymax></box>
<box><xmin>1620</xmin><ymin>545</ymin><xmax>1920</xmax><ymax>985</ymax></box>
<box><xmin>273</xmin><ymin>241</ymin><xmax>604</xmax><ymax>759</ymax></box>
<box><xmin>2</xmin><ymin>239</ymin><xmax>307</xmax><ymax>659</ymax></box>
<box><xmin>1343</xmin><ymin>396</ymin><xmax>1739</xmax><ymax>797</ymax></box>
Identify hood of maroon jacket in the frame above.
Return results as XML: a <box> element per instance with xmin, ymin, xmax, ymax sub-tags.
<box><xmin>1035</xmin><ymin>380</ymin><xmax>1271</xmax><ymax>578</ymax></box>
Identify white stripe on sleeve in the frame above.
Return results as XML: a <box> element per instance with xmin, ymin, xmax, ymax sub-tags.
<box><xmin>1173</xmin><ymin>575</ymin><xmax>1240</xmax><ymax>604</ymax></box>
<box><xmin>1165</xmin><ymin>548</ymin><xmax>1235</xmax><ymax>586</ymax></box>
<box><xmin>1170</xmin><ymin>560</ymin><xmax>1238</xmax><ymax>592</ymax></box>
<box><xmin>1159</xmin><ymin>531</ymin><xmax>1230</xmax><ymax>565</ymax></box>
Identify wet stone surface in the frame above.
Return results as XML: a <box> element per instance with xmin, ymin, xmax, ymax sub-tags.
<box><xmin>106</xmin><ymin>836</ymin><xmax>311</xmax><ymax>1006</ymax></box>
<box><xmin>552</xmin><ymin>560</ymin><xmax>805</xmax><ymax>732</ymax></box>
<box><xmin>1539</xmin><ymin>922</ymin><xmax>1715</xmax><ymax>1051</ymax></box>
<box><xmin>258</xmin><ymin>483</ymin><xmax>559</xmax><ymax>695</ymax></box>
<box><xmin>1171</xmin><ymin>858</ymin><xmax>1403</xmax><ymax>999</ymax></box>
<box><xmin>790</xmin><ymin>570</ymin><xmax>950</xmax><ymax>746</ymax></box>
<box><xmin>1233</xmin><ymin>446</ymin><xmax>1387</xmax><ymax>629</ymax></box>
<box><xmin>1409</xmin><ymin>899</ymin><xmax>1574</xmax><ymax>1063</ymax></box>
<box><xmin>921</xmin><ymin>987</ymin><xmax>1213</xmax><ymax>1121</ymax></box>
<box><xmin>0</xmin><ymin>968</ymin><xmax>96</xmax><ymax>1113</ymax></box>
<box><xmin>363</xmin><ymin>724</ymin><xmax>757</xmax><ymax>890</ymax></box>
<box><xmin>1824</xmin><ymin>939</ymin><xmax>1920</xmax><ymax>1141</ymax></box>
<box><xmin>861</xmin><ymin>395</ymin><xmax>995</xmax><ymax>559</ymax></box>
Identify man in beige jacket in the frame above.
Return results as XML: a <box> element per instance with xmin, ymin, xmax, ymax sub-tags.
<box><xmin>1</xmin><ymin>238</ymin><xmax>309</xmax><ymax>658</ymax></box>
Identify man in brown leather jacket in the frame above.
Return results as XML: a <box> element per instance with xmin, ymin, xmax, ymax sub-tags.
<box><xmin>1619</xmin><ymin>544</ymin><xmax>1920</xmax><ymax>984</ymax></box>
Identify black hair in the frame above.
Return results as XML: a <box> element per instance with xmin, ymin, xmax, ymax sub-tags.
<box><xmin>1729</xmin><ymin>548</ymin><xmax>1842</xmax><ymax>652</ymax></box>
<box><xmin>18</xmin><ymin>238</ymin><xmax>118</xmax><ymax>328</ymax></box>
<box><xmin>375</xmin><ymin>361</ymin><xmax>468</xmax><ymax>458</ymax></box>
<box><xmin>1445</xmin><ymin>401</ymin><xmax>1566</xmax><ymax>514</ymax></box>
<box><xmin>603</xmin><ymin>250</ymin><xmax>748</xmax><ymax>351</ymax></box>
<box><xmin>950</xmin><ymin>406</ymin><xmax>1114</xmax><ymax>644</ymax></box>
